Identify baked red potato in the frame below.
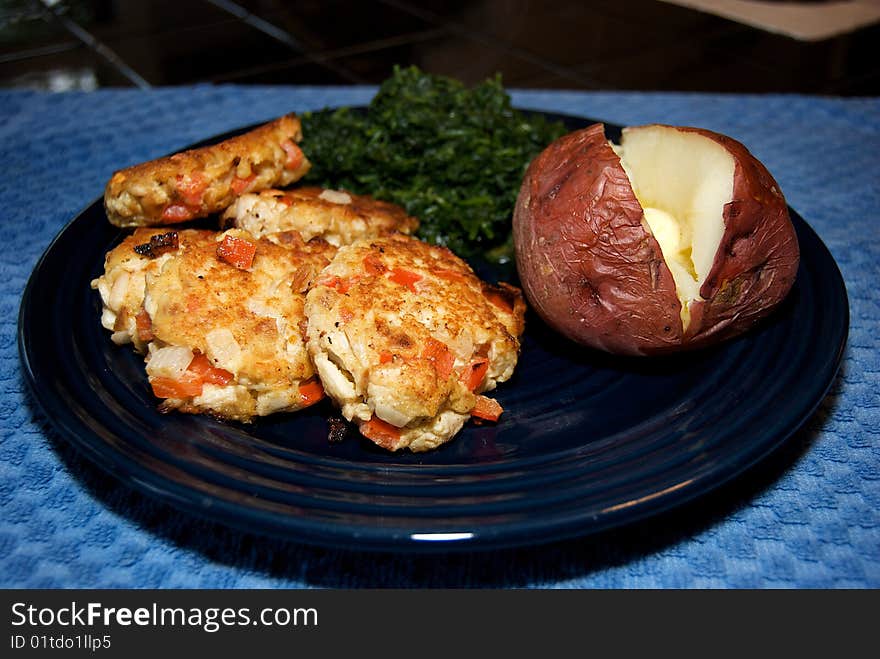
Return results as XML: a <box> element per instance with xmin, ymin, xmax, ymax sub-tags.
<box><xmin>512</xmin><ymin>123</ymin><xmax>800</xmax><ymax>355</ymax></box>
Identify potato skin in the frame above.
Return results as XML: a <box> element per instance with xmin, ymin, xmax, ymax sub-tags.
<box><xmin>678</xmin><ymin>126</ymin><xmax>799</xmax><ymax>347</ymax></box>
<box><xmin>512</xmin><ymin>123</ymin><xmax>800</xmax><ymax>355</ymax></box>
<box><xmin>513</xmin><ymin>123</ymin><xmax>682</xmax><ymax>355</ymax></box>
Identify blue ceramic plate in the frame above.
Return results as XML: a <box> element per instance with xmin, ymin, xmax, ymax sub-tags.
<box><xmin>18</xmin><ymin>113</ymin><xmax>848</xmax><ymax>551</ymax></box>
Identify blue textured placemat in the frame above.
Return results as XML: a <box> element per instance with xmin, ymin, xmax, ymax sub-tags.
<box><xmin>1</xmin><ymin>86</ymin><xmax>877</xmax><ymax>588</ymax></box>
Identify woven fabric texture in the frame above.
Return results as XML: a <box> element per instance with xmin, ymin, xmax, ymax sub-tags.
<box><xmin>0</xmin><ymin>86</ymin><xmax>877</xmax><ymax>588</ymax></box>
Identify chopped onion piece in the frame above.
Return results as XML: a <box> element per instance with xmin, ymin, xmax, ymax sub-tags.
<box><xmin>318</xmin><ymin>189</ymin><xmax>352</xmax><ymax>205</ymax></box>
<box><xmin>205</xmin><ymin>328</ymin><xmax>242</xmax><ymax>373</ymax></box>
<box><xmin>146</xmin><ymin>346</ymin><xmax>193</xmax><ymax>379</ymax></box>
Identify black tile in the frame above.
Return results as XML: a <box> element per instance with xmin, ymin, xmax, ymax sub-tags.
<box><xmin>836</xmin><ymin>69</ymin><xmax>880</xmax><ymax>96</ymax></box>
<box><xmin>320</xmin><ymin>28</ymin><xmax>575</xmax><ymax>87</ymax></box>
<box><xmin>506</xmin><ymin>68</ymin><xmax>603</xmax><ymax>91</ymax></box>
<box><xmin>386</xmin><ymin>0</ymin><xmax>729</xmax><ymax>37</ymax></box>
<box><xmin>386</xmin><ymin>0</ymin><xmax>880</xmax><ymax>95</ymax></box>
<box><xmin>211</xmin><ymin>57</ymin><xmax>362</xmax><ymax>85</ymax></box>
<box><xmin>70</xmin><ymin>0</ymin><xmax>234</xmax><ymax>42</ymax></box>
<box><xmin>244</xmin><ymin>0</ymin><xmax>434</xmax><ymax>51</ymax></box>
<box><xmin>574</xmin><ymin>27</ymin><xmax>766</xmax><ymax>92</ymax></box>
<box><xmin>218</xmin><ymin>0</ymin><xmax>303</xmax><ymax>12</ymax></box>
<box><xmin>207</xmin><ymin>29</ymin><xmax>453</xmax><ymax>85</ymax></box>
<box><xmin>716</xmin><ymin>23</ymin><xmax>880</xmax><ymax>95</ymax></box>
<box><xmin>388</xmin><ymin>0</ymin><xmax>746</xmax><ymax>85</ymax></box>
<box><xmin>210</xmin><ymin>26</ymin><xmax>567</xmax><ymax>88</ymax></box>
<box><xmin>577</xmin><ymin>18</ymin><xmax>880</xmax><ymax>95</ymax></box>
<box><xmin>103</xmin><ymin>18</ymin><xmax>298</xmax><ymax>85</ymax></box>
<box><xmin>0</xmin><ymin>0</ymin><xmax>876</xmax><ymax>94</ymax></box>
<box><xmin>0</xmin><ymin>45</ymin><xmax>134</xmax><ymax>89</ymax></box>
<box><xmin>576</xmin><ymin>0</ymin><xmax>735</xmax><ymax>31</ymax></box>
<box><xmin>0</xmin><ymin>4</ymin><xmax>74</xmax><ymax>57</ymax></box>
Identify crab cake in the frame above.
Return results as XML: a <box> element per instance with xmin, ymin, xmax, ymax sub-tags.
<box><xmin>104</xmin><ymin>114</ymin><xmax>311</xmax><ymax>228</ymax></box>
<box><xmin>304</xmin><ymin>234</ymin><xmax>526</xmax><ymax>452</ymax></box>
<box><xmin>91</xmin><ymin>228</ymin><xmax>216</xmax><ymax>352</ymax></box>
<box><xmin>222</xmin><ymin>187</ymin><xmax>419</xmax><ymax>246</ymax></box>
<box><xmin>142</xmin><ymin>228</ymin><xmax>335</xmax><ymax>422</ymax></box>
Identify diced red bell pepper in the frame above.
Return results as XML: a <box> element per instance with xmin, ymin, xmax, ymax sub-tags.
<box><xmin>161</xmin><ymin>204</ymin><xmax>196</xmax><ymax>223</ymax></box>
<box><xmin>471</xmin><ymin>395</ymin><xmax>503</xmax><ymax>422</ymax></box>
<box><xmin>360</xmin><ymin>416</ymin><xmax>402</xmax><ymax>448</ymax></box>
<box><xmin>231</xmin><ymin>173</ymin><xmax>256</xmax><ymax>195</ymax></box>
<box><xmin>149</xmin><ymin>352</ymin><xmax>234</xmax><ymax>399</ymax></box>
<box><xmin>434</xmin><ymin>268</ymin><xmax>467</xmax><ymax>282</ymax></box>
<box><xmin>298</xmin><ymin>378</ymin><xmax>325</xmax><ymax>406</ymax></box>
<box><xmin>362</xmin><ymin>253</ymin><xmax>387</xmax><ymax>276</ymax></box>
<box><xmin>318</xmin><ymin>275</ymin><xmax>354</xmax><ymax>294</ymax></box>
<box><xmin>461</xmin><ymin>358</ymin><xmax>489</xmax><ymax>392</ymax></box>
<box><xmin>422</xmin><ymin>337</ymin><xmax>454</xmax><ymax>380</ymax></box>
<box><xmin>176</xmin><ymin>171</ymin><xmax>208</xmax><ymax>207</ymax></box>
<box><xmin>217</xmin><ymin>234</ymin><xmax>257</xmax><ymax>270</ymax></box>
<box><xmin>281</xmin><ymin>139</ymin><xmax>304</xmax><ymax>170</ymax></box>
<box><xmin>388</xmin><ymin>268</ymin><xmax>422</xmax><ymax>293</ymax></box>
<box><xmin>187</xmin><ymin>353</ymin><xmax>233</xmax><ymax>386</ymax></box>
<box><xmin>150</xmin><ymin>372</ymin><xmax>203</xmax><ymax>399</ymax></box>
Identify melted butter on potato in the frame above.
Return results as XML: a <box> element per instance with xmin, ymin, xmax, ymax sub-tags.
<box><xmin>641</xmin><ymin>208</ymin><xmax>700</xmax><ymax>328</ymax></box>
<box><xmin>615</xmin><ymin>127</ymin><xmax>734</xmax><ymax>330</ymax></box>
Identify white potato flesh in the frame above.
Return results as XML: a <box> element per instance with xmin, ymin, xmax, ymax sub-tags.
<box><xmin>616</xmin><ymin>126</ymin><xmax>734</xmax><ymax>328</ymax></box>
<box><xmin>642</xmin><ymin>207</ymin><xmax>702</xmax><ymax>311</ymax></box>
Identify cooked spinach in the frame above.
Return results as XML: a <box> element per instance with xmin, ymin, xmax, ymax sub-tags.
<box><xmin>300</xmin><ymin>66</ymin><xmax>566</xmax><ymax>261</ymax></box>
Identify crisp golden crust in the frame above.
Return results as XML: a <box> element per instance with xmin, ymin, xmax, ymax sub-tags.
<box><xmin>304</xmin><ymin>234</ymin><xmax>525</xmax><ymax>452</ymax></box>
<box><xmin>104</xmin><ymin>114</ymin><xmax>311</xmax><ymax>227</ymax></box>
<box><xmin>222</xmin><ymin>187</ymin><xmax>419</xmax><ymax>246</ymax></box>
<box><xmin>90</xmin><ymin>228</ymin><xmax>216</xmax><ymax>352</ymax></box>
<box><xmin>142</xmin><ymin>229</ymin><xmax>336</xmax><ymax>421</ymax></box>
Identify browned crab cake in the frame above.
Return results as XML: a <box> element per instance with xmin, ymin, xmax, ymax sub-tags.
<box><xmin>304</xmin><ymin>234</ymin><xmax>525</xmax><ymax>452</ymax></box>
<box><xmin>222</xmin><ymin>187</ymin><xmax>419</xmax><ymax>246</ymax></box>
<box><xmin>141</xmin><ymin>228</ymin><xmax>335</xmax><ymax>422</ymax></box>
<box><xmin>91</xmin><ymin>228</ymin><xmax>217</xmax><ymax>353</ymax></box>
<box><xmin>104</xmin><ymin>114</ymin><xmax>311</xmax><ymax>228</ymax></box>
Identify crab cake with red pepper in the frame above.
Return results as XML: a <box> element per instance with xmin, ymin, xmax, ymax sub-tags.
<box><xmin>222</xmin><ymin>187</ymin><xmax>419</xmax><ymax>246</ymax></box>
<box><xmin>104</xmin><ymin>114</ymin><xmax>311</xmax><ymax>228</ymax></box>
<box><xmin>142</xmin><ymin>228</ymin><xmax>335</xmax><ymax>421</ymax></box>
<box><xmin>91</xmin><ymin>228</ymin><xmax>217</xmax><ymax>353</ymax></box>
<box><xmin>304</xmin><ymin>234</ymin><xmax>526</xmax><ymax>452</ymax></box>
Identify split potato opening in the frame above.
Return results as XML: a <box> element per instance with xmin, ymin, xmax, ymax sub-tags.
<box><xmin>615</xmin><ymin>126</ymin><xmax>734</xmax><ymax>330</ymax></box>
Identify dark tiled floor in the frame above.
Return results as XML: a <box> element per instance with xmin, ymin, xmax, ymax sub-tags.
<box><xmin>1</xmin><ymin>0</ymin><xmax>877</xmax><ymax>94</ymax></box>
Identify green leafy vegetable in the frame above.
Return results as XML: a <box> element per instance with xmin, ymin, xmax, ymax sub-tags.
<box><xmin>300</xmin><ymin>66</ymin><xmax>567</xmax><ymax>261</ymax></box>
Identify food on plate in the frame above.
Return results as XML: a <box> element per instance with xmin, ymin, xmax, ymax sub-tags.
<box><xmin>304</xmin><ymin>234</ymin><xmax>525</xmax><ymax>452</ymax></box>
<box><xmin>222</xmin><ymin>186</ymin><xmax>419</xmax><ymax>246</ymax></box>
<box><xmin>91</xmin><ymin>228</ymin><xmax>217</xmax><ymax>353</ymax></box>
<box><xmin>100</xmin><ymin>227</ymin><xmax>335</xmax><ymax>421</ymax></box>
<box><xmin>104</xmin><ymin>114</ymin><xmax>311</xmax><ymax>228</ymax></box>
<box><xmin>144</xmin><ymin>228</ymin><xmax>336</xmax><ymax>421</ymax></box>
<box><xmin>513</xmin><ymin>123</ymin><xmax>800</xmax><ymax>355</ymax></box>
<box><xmin>301</xmin><ymin>65</ymin><xmax>566</xmax><ymax>260</ymax></box>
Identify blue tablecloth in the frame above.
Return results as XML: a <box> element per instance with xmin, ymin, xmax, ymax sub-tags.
<box><xmin>1</xmin><ymin>86</ymin><xmax>877</xmax><ymax>588</ymax></box>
